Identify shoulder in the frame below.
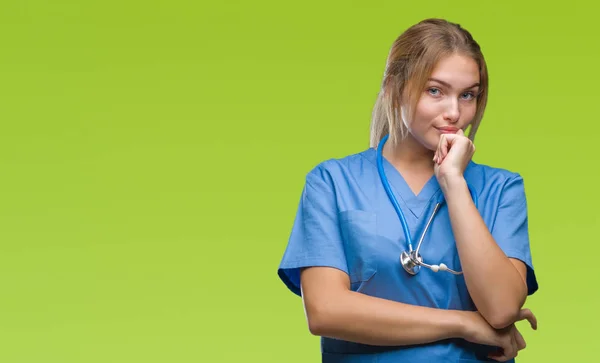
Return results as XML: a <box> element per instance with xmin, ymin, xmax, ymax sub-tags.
<box><xmin>304</xmin><ymin>148</ymin><xmax>375</xmax><ymax>186</ymax></box>
<box><xmin>466</xmin><ymin>160</ymin><xmax>526</xmax><ymax>190</ymax></box>
<box><xmin>466</xmin><ymin>161</ymin><xmax>529</xmax><ymax>209</ymax></box>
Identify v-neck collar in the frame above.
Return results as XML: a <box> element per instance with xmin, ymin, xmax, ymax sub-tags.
<box><xmin>362</xmin><ymin>147</ymin><xmax>442</xmax><ymax>219</ymax></box>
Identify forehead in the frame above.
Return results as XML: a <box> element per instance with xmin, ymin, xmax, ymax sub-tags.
<box><xmin>429</xmin><ymin>53</ymin><xmax>480</xmax><ymax>87</ymax></box>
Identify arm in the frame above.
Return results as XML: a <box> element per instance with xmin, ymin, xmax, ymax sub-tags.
<box><xmin>441</xmin><ymin>176</ymin><xmax>528</xmax><ymax>329</ymax></box>
<box><xmin>300</xmin><ymin>266</ymin><xmax>538</xmax><ymax>360</ymax></box>
<box><xmin>300</xmin><ymin>266</ymin><xmax>467</xmax><ymax>346</ymax></box>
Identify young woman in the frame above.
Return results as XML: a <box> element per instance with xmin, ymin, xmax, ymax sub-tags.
<box><xmin>278</xmin><ymin>18</ymin><xmax>539</xmax><ymax>363</ymax></box>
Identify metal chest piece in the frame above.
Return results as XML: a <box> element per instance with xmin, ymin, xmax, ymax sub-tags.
<box><xmin>400</xmin><ymin>250</ymin><xmax>422</xmax><ymax>275</ymax></box>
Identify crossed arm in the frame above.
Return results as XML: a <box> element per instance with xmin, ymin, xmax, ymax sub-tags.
<box><xmin>299</xmin><ymin>176</ymin><xmax>532</xmax><ymax>351</ymax></box>
<box><xmin>442</xmin><ymin>176</ymin><xmax>528</xmax><ymax>329</ymax></box>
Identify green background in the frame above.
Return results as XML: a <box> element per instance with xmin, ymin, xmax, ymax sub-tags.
<box><xmin>0</xmin><ymin>0</ymin><xmax>597</xmax><ymax>362</ymax></box>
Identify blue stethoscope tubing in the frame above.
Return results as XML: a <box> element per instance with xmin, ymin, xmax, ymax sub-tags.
<box><xmin>376</xmin><ymin>134</ymin><xmax>416</xmax><ymax>251</ymax></box>
<box><xmin>376</xmin><ymin>133</ymin><xmax>478</xmax><ymax>272</ymax></box>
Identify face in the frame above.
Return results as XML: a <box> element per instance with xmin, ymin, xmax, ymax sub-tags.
<box><xmin>402</xmin><ymin>53</ymin><xmax>480</xmax><ymax>151</ymax></box>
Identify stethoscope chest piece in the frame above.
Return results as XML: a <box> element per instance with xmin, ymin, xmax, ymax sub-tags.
<box><xmin>400</xmin><ymin>250</ymin><xmax>422</xmax><ymax>275</ymax></box>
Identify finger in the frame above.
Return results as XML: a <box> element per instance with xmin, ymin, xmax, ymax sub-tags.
<box><xmin>433</xmin><ymin>148</ymin><xmax>440</xmax><ymax>164</ymax></box>
<box><xmin>511</xmin><ymin>334</ymin><xmax>519</xmax><ymax>359</ymax></box>
<box><xmin>502</xmin><ymin>337</ymin><xmax>517</xmax><ymax>361</ymax></box>
<box><xmin>437</xmin><ymin>133</ymin><xmax>445</xmax><ymax>152</ymax></box>
<box><xmin>444</xmin><ymin>134</ymin><xmax>459</xmax><ymax>158</ymax></box>
<box><xmin>442</xmin><ymin>140</ymin><xmax>449</xmax><ymax>159</ymax></box>
<box><xmin>515</xmin><ymin>329</ymin><xmax>527</xmax><ymax>351</ymax></box>
<box><xmin>518</xmin><ymin>308</ymin><xmax>538</xmax><ymax>330</ymax></box>
<box><xmin>487</xmin><ymin>350</ymin><xmax>509</xmax><ymax>362</ymax></box>
<box><xmin>440</xmin><ymin>135</ymin><xmax>450</xmax><ymax>159</ymax></box>
<box><xmin>441</xmin><ymin>134</ymin><xmax>464</xmax><ymax>159</ymax></box>
<box><xmin>434</xmin><ymin>135</ymin><xmax>442</xmax><ymax>156</ymax></box>
<box><xmin>435</xmin><ymin>136</ymin><xmax>444</xmax><ymax>164</ymax></box>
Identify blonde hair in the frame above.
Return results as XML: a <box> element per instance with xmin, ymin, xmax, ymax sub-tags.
<box><xmin>369</xmin><ymin>18</ymin><xmax>489</xmax><ymax>148</ymax></box>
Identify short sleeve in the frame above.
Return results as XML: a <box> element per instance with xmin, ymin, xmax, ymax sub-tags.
<box><xmin>491</xmin><ymin>174</ymin><xmax>539</xmax><ymax>295</ymax></box>
<box><xmin>277</xmin><ymin>166</ymin><xmax>349</xmax><ymax>297</ymax></box>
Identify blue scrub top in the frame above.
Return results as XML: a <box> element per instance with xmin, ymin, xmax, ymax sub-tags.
<box><xmin>278</xmin><ymin>147</ymin><xmax>538</xmax><ymax>363</ymax></box>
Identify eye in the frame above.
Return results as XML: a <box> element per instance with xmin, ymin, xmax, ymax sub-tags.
<box><xmin>461</xmin><ymin>91</ymin><xmax>476</xmax><ymax>101</ymax></box>
<box><xmin>427</xmin><ymin>87</ymin><xmax>441</xmax><ymax>96</ymax></box>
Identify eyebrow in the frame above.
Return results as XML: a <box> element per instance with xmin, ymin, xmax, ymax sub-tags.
<box><xmin>428</xmin><ymin>78</ymin><xmax>480</xmax><ymax>90</ymax></box>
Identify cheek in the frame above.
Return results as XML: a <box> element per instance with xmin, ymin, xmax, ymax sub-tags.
<box><xmin>462</xmin><ymin>104</ymin><xmax>478</xmax><ymax>124</ymax></box>
<box><xmin>415</xmin><ymin>101</ymin><xmax>439</xmax><ymax>120</ymax></box>
<box><xmin>409</xmin><ymin>101</ymin><xmax>438</xmax><ymax>129</ymax></box>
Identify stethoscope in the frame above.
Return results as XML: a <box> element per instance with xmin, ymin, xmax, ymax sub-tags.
<box><xmin>376</xmin><ymin>134</ymin><xmax>477</xmax><ymax>276</ymax></box>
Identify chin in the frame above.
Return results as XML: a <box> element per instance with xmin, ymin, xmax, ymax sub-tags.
<box><xmin>409</xmin><ymin>131</ymin><xmax>439</xmax><ymax>152</ymax></box>
<box><xmin>423</xmin><ymin>135</ymin><xmax>440</xmax><ymax>151</ymax></box>
<box><xmin>418</xmin><ymin>140</ymin><xmax>437</xmax><ymax>152</ymax></box>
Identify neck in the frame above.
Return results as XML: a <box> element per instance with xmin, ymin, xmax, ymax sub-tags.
<box><xmin>382</xmin><ymin>134</ymin><xmax>435</xmax><ymax>173</ymax></box>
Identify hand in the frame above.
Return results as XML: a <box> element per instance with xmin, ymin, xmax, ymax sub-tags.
<box><xmin>433</xmin><ymin>129</ymin><xmax>475</xmax><ymax>181</ymax></box>
<box><xmin>486</xmin><ymin>324</ymin><xmax>528</xmax><ymax>362</ymax></box>
<box><xmin>461</xmin><ymin>308</ymin><xmax>538</xmax><ymax>362</ymax></box>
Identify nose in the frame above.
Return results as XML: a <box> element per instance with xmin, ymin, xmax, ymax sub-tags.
<box><xmin>443</xmin><ymin>99</ymin><xmax>460</xmax><ymax>123</ymax></box>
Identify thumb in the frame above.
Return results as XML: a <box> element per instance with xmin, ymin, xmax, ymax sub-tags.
<box><xmin>517</xmin><ymin>308</ymin><xmax>538</xmax><ymax>330</ymax></box>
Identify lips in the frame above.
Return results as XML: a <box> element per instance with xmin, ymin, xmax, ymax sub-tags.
<box><xmin>437</xmin><ymin>126</ymin><xmax>459</xmax><ymax>134</ymax></box>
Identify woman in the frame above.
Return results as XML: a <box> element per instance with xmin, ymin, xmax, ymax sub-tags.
<box><xmin>277</xmin><ymin>18</ymin><xmax>539</xmax><ymax>362</ymax></box>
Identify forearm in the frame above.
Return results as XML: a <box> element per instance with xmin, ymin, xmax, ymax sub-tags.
<box><xmin>442</xmin><ymin>176</ymin><xmax>527</xmax><ymax>328</ymax></box>
<box><xmin>308</xmin><ymin>289</ymin><xmax>467</xmax><ymax>346</ymax></box>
